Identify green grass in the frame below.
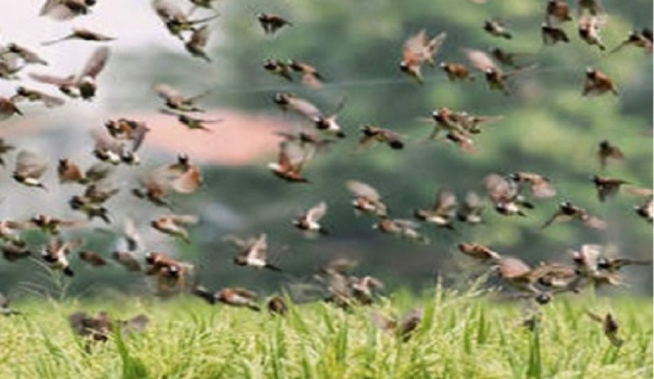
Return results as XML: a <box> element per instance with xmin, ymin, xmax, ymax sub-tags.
<box><xmin>0</xmin><ymin>287</ymin><xmax>651</xmax><ymax>379</ymax></box>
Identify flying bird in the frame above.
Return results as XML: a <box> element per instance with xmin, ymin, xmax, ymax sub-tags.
<box><xmin>399</xmin><ymin>30</ymin><xmax>447</xmax><ymax>83</ymax></box>
<box><xmin>293</xmin><ymin>201</ymin><xmax>329</xmax><ymax>235</ymax></box>
<box><xmin>257</xmin><ymin>13</ymin><xmax>292</xmax><ymax>35</ymax></box>
<box><xmin>42</xmin><ymin>28</ymin><xmax>115</xmax><ymax>45</ymax></box>
<box><xmin>582</xmin><ymin>68</ymin><xmax>618</xmax><ymax>96</ymax></box>
<box><xmin>12</xmin><ymin>150</ymin><xmax>48</xmax><ymax>190</ymax></box>
<box><xmin>541</xmin><ymin>201</ymin><xmax>607</xmax><ymax>229</ymax></box>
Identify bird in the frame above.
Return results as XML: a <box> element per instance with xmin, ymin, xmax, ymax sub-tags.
<box><xmin>465</xmin><ymin>48</ymin><xmax>530</xmax><ymax>95</ymax></box>
<box><xmin>257</xmin><ymin>13</ymin><xmax>292</xmax><ymax>35</ymax></box>
<box><xmin>156</xmin><ymin>84</ymin><xmax>209</xmax><ymax>112</ymax></box>
<box><xmin>541</xmin><ymin>23</ymin><xmax>571</xmax><ymax>45</ymax></box>
<box><xmin>273</xmin><ymin>92</ymin><xmax>323</xmax><ymax>122</ymax></box>
<box><xmin>2</xmin><ymin>43</ymin><xmax>48</xmax><ymax>65</ymax></box>
<box><xmin>152</xmin><ymin>0</ymin><xmax>218</xmax><ymax>40</ymax></box>
<box><xmin>509</xmin><ymin>172</ymin><xmax>557</xmax><ymax>199</ymax></box>
<box><xmin>312</xmin><ymin>98</ymin><xmax>347</xmax><ymax>138</ymax></box>
<box><xmin>582</xmin><ymin>68</ymin><xmax>618</xmax><ymax>96</ymax></box>
<box><xmin>10</xmin><ymin>86</ymin><xmax>65</xmax><ymax>108</ymax></box>
<box><xmin>590</xmin><ymin>175</ymin><xmax>629</xmax><ymax>202</ymax></box>
<box><xmin>399</xmin><ymin>30</ymin><xmax>447</xmax><ymax>84</ymax></box>
<box><xmin>104</xmin><ymin>118</ymin><xmax>150</xmax><ymax>152</ymax></box>
<box><xmin>545</xmin><ymin>0</ymin><xmax>573</xmax><ymax>25</ymax></box>
<box><xmin>413</xmin><ymin>188</ymin><xmax>458</xmax><ymax>231</ymax></box>
<box><xmin>232</xmin><ymin>233</ymin><xmax>282</xmax><ymax>271</ymax></box>
<box><xmin>0</xmin><ymin>139</ymin><xmax>14</xmax><ymax>166</ymax></box>
<box><xmin>112</xmin><ymin>251</ymin><xmax>142</xmax><ymax>272</ymax></box>
<box><xmin>293</xmin><ymin>201</ymin><xmax>329</xmax><ymax>235</ymax></box>
<box><xmin>150</xmin><ymin>214</ymin><xmax>199</xmax><ymax>244</ymax></box>
<box><xmin>346</xmin><ymin>180</ymin><xmax>389</xmax><ymax>217</ymax></box>
<box><xmin>587</xmin><ymin>311</ymin><xmax>623</xmax><ymax>347</ymax></box>
<box><xmin>0</xmin><ymin>293</ymin><xmax>20</xmax><ymax>316</ymax></box>
<box><xmin>597</xmin><ymin>140</ymin><xmax>624</xmax><ymax>169</ymax></box>
<box><xmin>41</xmin><ymin>28</ymin><xmax>115</xmax><ymax>45</ymax></box>
<box><xmin>577</xmin><ymin>0</ymin><xmax>604</xmax><ymax>18</ymax></box>
<box><xmin>268</xmin><ymin>140</ymin><xmax>313</xmax><ymax>183</ymax></box>
<box><xmin>609</xmin><ymin>28</ymin><xmax>653</xmax><ymax>54</ymax></box>
<box><xmin>358</xmin><ymin>125</ymin><xmax>404</xmax><ymax>150</ymax></box>
<box><xmin>216</xmin><ymin>288</ymin><xmax>261</xmax><ymax>311</ymax></box>
<box><xmin>0</xmin><ymin>97</ymin><xmax>23</xmax><ymax>121</ymax></box>
<box><xmin>541</xmin><ymin>201</ymin><xmax>607</xmax><ymax>229</ymax></box>
<box><xmin>578</xmin><ymin>16</ymin><xmax>606</xmax><ymax>51</ymax></box>
<box><xmin>371</xmin><ymin>308</ymin><xmax>423</xmax><ymax>342</ymax></box>
<box><xmin>160</xmin><ymin>109</ymin><xmax>221</xmax><ymax>132</ymax></box>
<box><xmin>41</xmin><ymin>238</ymin><xmax>83</xmax><ymax>276</ymax></box>
<box><xmin>266</xmin><ymin>295</ymin><xmax>289</xmax><ymax>316</ymax></box>
<box><xmin>373</xmin><ymin>218</ymin><xmax>430</xmax><ymax>244</ymax></box>
<box><xmin>185</xmin><ymin>25</ymin><xmax>212</xmax><ymax>62</ymax></box>
<box><xmin>439</xmin><ymin>62</ymin><xmax>475</xmax><ymax>82</ymax></box>
<box><xmin>485</xmin><ymin>173</ymin><xmax>533</xmax><ymax>216</ymax></box>
<box><xmin>457</xmin><ymin>242</ymin><xmax>502</xmax><ymax>262</ymax></box>
<box><xmin>456</xmin><ymin>191</ymin><xmax>485</xmax><ymax>225</ymax></box>
<box><xmin>79</xmin><ymin>251</ymin><xmax>108</xmax><ymax>267</ymax></box>
<box><xmin>12</xmin><ymin>150</ymin><xmax>48</xmax><ymax>190</ymax></box>
<box><xmin>633</xmin><ymin>195</ymin><xmax>653</xmax><ymax>223</ymax></box>
<box><xmin>263</xmin><ymin>59</ymin><xmax>294</xmax><ymax>81</ymax></box>
<box><xmin>483</xmin><ymin>19</ymin><xmax>513</xmax><ymax>39</ymax></box>
<box><xmin>39</xmin><ymin>0</ymin><xmax>95</xmax><ymax>21</ymax></box>
<box><xmin>287</xmin><ymin>59</ymin><xmax>324</xmax><ymax>88</ymax></box>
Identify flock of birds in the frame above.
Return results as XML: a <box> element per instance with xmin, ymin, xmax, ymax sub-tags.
<box><xmin>0</xmin><ymin>0</ymin><xmax>652</xmax><ymax>345</ymax></box>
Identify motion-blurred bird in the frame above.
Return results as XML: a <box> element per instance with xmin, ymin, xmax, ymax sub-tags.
<box><xmin>582</xmin><ymin>68</ymin><xmax>618</xmax><ymax>96</ymax></box>
<box><xmin>577</xmin><ymin>0</ymin><xmax>604</xmax><ymax>17</ymax></box>
<box><xmin>3</xmin><ymin>43</ymin><xmax>48</xmax><ymax>65</ymax></box>
<box><xmin>112</xmin><ymin>251</ymin><xmax>142</xmax><ymax>272</ymax></box>
<box><xmin>156</xmin><ymin>84</ymin><xmax>209</xmax><ymax>112</ymax></box>
<box><xmin>257</xmin><ymin>13</ymin><xmax>292</xmax><ymax>35</ymax></box>
<box><xmin>293</xmin><ymin>201</ymin><xmax>329</xmax><ymax>235</ymax></box>
<box><xmin>597</xmin><ymin>140</ymin><xmax>624</xmax><ymax>169</ymax></box>
<box><xmin>587</xmin><ymin>311</ymin><xmax>623</xmax><ymax>347</ymax></box>
<box><xmin>160</xmin><ymin>109</ymin><xmax>221</xmax><ymax>132</ymax></box>
<box><xmin>578</xmin><ymin>16</ymin><xmax>606</xmax><ymax>51</ymax></box>
<box><xmin>11</xmin><ymin>86</ymin><xmax>65</xmax><ymax>108</ymax></box>
<box><xmin>263</xmin><ymin>59</ymin><xmax>293</xmax><ymax>81</ymax></box>
<box><xmin>483</xmin><ymin>19</ymin><xmax>513</xmax><ymax>39</ymax></box>
<box><xmin>152</xmin><ymin>0</ymin><xmax>218</xmax><ymax>39</ymax></box>
<box><xmin>41</xmin><ymin>28</ymin><xmax>115</xmax><ymax>45</ymax></box>
<box><xmin>105</xmin><ymin>118</ymin><xmax>150</xmax><ymax>151</ymax></box>
<box><xmin>39</xmin><ymin>0</ymin><xmax>95</xmax><ymax>21</ymax></box>
<box><xmin>465</xmin><ymin>48</ymin><xmax>531</xmax><ymax>95</ymax></box>
<box><xmin>546</xmin><ymin>0</ymin><xmax>573</xmax><ymax>24</ymax></box>
<box><xmin>485</xmin><ymin>173</ymin><xmax>533</xmax><ymax>216</ymax></box>
<box><xmin>41</xmin><ymin>238</ymin><xmax>83</xmax><ymax>276</ymax></box>
<box><xmin>439</xmin><ymin>62</ymin><xmax>475</xmax><ymax>82</ymax></box>
<box><xmin>509</xmin><ymin>172</ymin><xmax>557</xmax><ymax>199</ymax></box>
<box><xmin>542</xmin><ymin>201</ymin><xmax>607</xmax><ymax>229</ymax></box>
<box><xmin>457</xmin><ymin>242</ymin><xmax>502</xmax><ymax>261</ymax></box>
<box><xmin>414</xmin><ymin>188</ymin><xmax>457</xmax><ymax>230</ymax></box>
<box><xmin>0</xmin><ymin>293</ymin><xmax>20</xmax><ymax>316</ymax></box>
<box><xmin>590</xmin><ymin>175</ymin><xmax>629</xmax><ymax>202</ymax></box>
<box><xmin>185</xmin><ymin>25</ymin><xmax>212</xmax><ymax>62</ymax></box>
<box><xmin>0</xmin><ymin>97</ymin><xmax>22</xmax><ymax>121</ymax></box>
<box><xmin>266</xmin><ymin>295</ymin><xmax>288</xmax><ymax>316</ymax></box>
<box><xmin>399</xmin><ymin>30</ymin><xmax>447</xmax><ymax>84</ymax></box>
<box><xmin>609</xmin><ymin>28</ymin><xmax>653</xmax><ymax>54</ymax></box>
<box><xmin>216</xmin><ymin>288</ymin><xmax>261</xmax><ymax>311</ymax></box>
<box><xmin>30</xmin><ymin>46</ymin><xmax>110</xmax><ymax>100</ymax></box>
<box><xmin>79</xmin><ymin>251</ymin><xmax>108</xmax><ymax>267</ymax></box>
<box><xmin>346</xmin><ymin>180</ymin><xmax>389</xmax><ymax>217</ymax></box>
<box><xmin>373</xmin><ymin>218</ymin><xmax>430</xmax><ymax>244</ymax></box>
<box><xmin>288</xmin><ymin>59</ymin><xmax>324</xmax><ymax>88</ymax></box>
<box><xmin>358</xmin><ymin>125</ymin><xmax>404</xmax><ymax>150</ymax></box>
<box><xmin>273</xmin><ymin>92</ymin><xmax>322</xmax><ymax>122</ymax></box>
<box><xmin>0</xmin><ymin>139</ymin><xmax>14</xmax><ymax>165</ymax></box>
<box><xmin>371</xmin><ymin>308</ymin><xmax>423</xmax><ymax>342</ymax></box>
<box><xmin>456</xmin><ymin>191</ymin><xmax>485</xmax><ymax>225</ymax></box>
<box><xmin>232</xmin><ymin>233</ymin><xmax>282</xmax><ymax>271</ymax></box>
<box><xmin>12</xmin><ymin>150</ymin><xmax>48</xmax><ymax>190</ymax></box>
<box><xmin>150</xmin><ymin>214</ymin><xmax>199</xmax><ymax>244</ymax></box>
<box><xmin>541</xmin><ymin>23</ymin><xmax>571</xmax><ymax>45</ymax></box>
<box><xmin>268</xmin><ymin>140</ymin><xmax>313</xmax><ymax>183</ymax></box>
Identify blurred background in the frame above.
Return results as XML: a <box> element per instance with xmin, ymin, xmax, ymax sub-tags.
<box><xmin>0</xmin><ymin>0</ymin><xmax>651</xmax><ymax>298</ymax></box>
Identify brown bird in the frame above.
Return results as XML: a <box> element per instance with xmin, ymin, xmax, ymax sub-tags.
<box><xmin>546</xmin><ymin>0</ymin><xmax>573</xmax><ymax>24</ymax></box>
<box><xmin>275</xmin><ymin>130</ymin><xmax>334</xmax><ymax>152</ymax></box>
<box><xmin>257</xmin><ymin>13</ymin><xmax>292</xmax><ymax>35</ymax></box>
<box><xmin>351</xmin><ymin>276</ymin><xmax>384</xmax><ymax>305</ymax></box>
<box><xmin>359</xmin><ymin>125</ymin><xmax>404</xmax><ymax>150</ymax></box>
<box><xmin>456</xmin><ymin>191</ymin><xmax>485</xmax><ymax>225</ymax></box>
<box><xmin>494</xmin><ymin>258</ymin><xmax>575</xmax><ymax>296</ymax></box>
<box><xmin>634</xmin><ymin>195</ymin><xmax>653</xmax><ymax>223</ymax></box>
<box><xmin>79</xmin><ymin>251</ymin><xmax>108</xmax><ymax>267</ymax></box>
<box><xmin>541</xmin><ymin>23</ymin><xmax>571</xmax><ymax>45</ymax></box>
<box><xmin>457</xmin><ymin>242</ymin><xmax>502</xmax><ymax>262</ymax></box>
<box><xmin>0</xmin><ymin>293</ymin><xmax>20</xmax><ymax>316</ymax></box>
<box><xmin>189</xmin><ymin>0</ymin><xmax>219</xmax><ymax>11</ymax></box>
<box><xmin>145</xmin><ymin>253</ymin><xmax>194</xmax><ymax>293</ymax></box>
<box><xmin>273</xmin><ymin>92</ymin><xmax>323</xmax><ymax>122</ymax></box>
<box><xmin>465</xmin><ymin>48</ymin><xmax>530</xmax><ymax>95</ymax></box>
<box><xmin>160</xmin><ymin>109</ymin><xmax>221</xmax><ymax>132</ymax></box>
<box><xmin>483</xmin><ymin>19</ymin><xmax>512</xmax><ymax>39</ymax></box>
<box><xmin>444</xmin><ymin>130</ymin><xmax>477</xmax><ymax>154</ymax></box>
<box><xmin>509</xmin><ymin>172</ymin><xmax>557</xmax><ymax>199</ymax></box>
<box><xmin>293</xmin><ymin>201</ymin><xmax>329</xmax><ymax>235</ymax></box>
<box><xmin>39</xmin><ymin>0</ymin><xmax>95</xmax><ymax>21</ymax></box>
<box><xmin>152</xmin><ymin>0</ymin><xmax>218</xmax><ymax>39</ymax></box>
<box><xmin>216</xmin><ymin>288</ymin><xmax>261</xmax><ymax>311</ymax></box>
<box><xmin>267</xmin><ymin>295</ymin><xmax>289</xmax><ymax>316</ymax></box>
<box><xmin>414</xmin><ymin>188</ymin><xmax>457</xmax><ymax>230</ymax></box>
<box><xmin>30</xmin><ymin>46</ymin><xmax>110</xmax><ymax>100</ymax></box>
<box><xmin>104</xmin><ymin>118</ymin><xmax>150</xmax><ymax>152</ymax></box>
<box><xmin>587</xmin><ymin>311</ymin><xmax>623</xmax><ymax>347</ymax></box>
<box><xmin>263</xmin><ymin>59</ymin><xmax>293</xmax><ymax>81</ymax></box>
<box><xmin>10</xmin><ymin>86</ymin><xmax>65</xmax><ymax>108</ymax></box>
<box><xmin>91</xmin><ymin>130</ymin><xmax>133</xmax><ymax>166</ymax></box>
<box><xmin>542</xmin><ymin>201</ymin><xmax>607</xmax><ymax>229</ymax></box>
<box><xmin>371</xmin><ymin>308</ymin><xmax>423</xmax><ymax>342</ymax></box>
<box><xmin>21</xmin><ymin>214</ymin><xmax>87</xmax><ymax>235</ymax></box>
<box><xmin>150</xmin><ymin>214</ymin><xmax>199</xmax><ymax>244</ymax></box>
<box><xmin>0</xmin><ymin>220</ymin><xmax>28</xmax><ymax>248</ymax></box>
<box><xmin>439</xmin><ymin>62</ymin><xmax>475</xmax><ymax>82</ymax></box>
<box><xmin>578</xmin><ymin>16</ymin><xmax>606</xmax><ymax>51</ymax></box>
<box><xmin>597</xmin><ymin>140</ymin><xmax>624</xmax><ymax>169</ymax></box>
<box><xmin>346</xmin><ymin>180</ymin><xmax>389</xmax><ymax>217</ymax></box>
<box><xmin>185</xmin><ymin>25</ymin><xmax>212</xmax><ymax>62</ymax></box>
<box><xmin>41</xmin><ymin>28</ymin><xmax>115</xmax><ymax>45</ymax></box>
<box><xmin>591</xmin><ymin>175</ymin><xmax>629</xmax><ymax>202</ymax></box>
<box><xmin>485</xmin><ymin>173</ymin><xmax>533</xmax><ymax>216</ymax></box>
<box><xmin>597</xmin><ymin>254</ymin><xmax>652</xmax><ymax>273</ymax></box>
<box><xmin>232</xmin><ymin>233</ymin><xmax>282</xmax><ymax>271</ymax></box>
<box><xmin>69</xmin><ymin>311</ymin><xmax>148</xmax><ymax>343</ymax></box>
<box><xmin>68</xmin><ymin>182</ymin><xmax>117</xmax><ymax>224</ymax></box>
<box><xmin>399</xmin><ymin>30</ymin><xmax>447</xmax><ymax>84</ymax></box>
<box><xmin>112</xmin><ymin>251</ymin><xmax>142</xmax><ymax>272</ymax></box>
<box><xmin>156</xmin><ymin>84</ymin><xmax>209</xmax><ymax>112</ymax></box>
<box><xmin>2</xmin><ymin>243</ymin><xmax>32</xmax><ymax>262</ymax></box>
<box><xmin>0</xmin><ymin>97</ymin><xmax>23</xmax><ymax>121</ymax></box>
<box><xmin>582</xmin><ymin>68</ymin><xmax>618</xmax><ymax>96</ymax></box>
<box><xmin>3</xmin><ymin>43</ymin><xmax>48</xmax><ymax>65</ymax></box>
<box><xmin>287</xmin><ymin>59</ymin><xmax>324</xmax><ymax>89</ymax></box>
<box><xmin>12</xmin><ymin>150</ymin><xmax>48</xmax><ymax>190</ymax></box>
<box><xmin>133</xmin><ymin>158</ymin><xmax>202</xmax><ymax>208</ymax></box>
<box><xmin>609</xmin><ymin>28</ymin><xmax>653</xmax><ymax>54</ymax></box>
<box><xmin>41</xmin><ymin>238</ymin><xmax>83</xmax><ymax>276</ymax></box>
<box><xmin>373</xmin><ymin>218</ymin><xmax>430</xmax><ymax>244</ymax></box>
<box><xmin>268</xmin><ymin>140</ymin><xmax>313</xmax><ymax>183</ymax></box>
<box><xmin>58</xmin><ymin>159</ymin><xmax>112</xmax><ymax>185</ymax></box>
<box><xmin>313</xmin><ymin>98</ymin><xmax>347</xmax><ymax>138</ymax></box>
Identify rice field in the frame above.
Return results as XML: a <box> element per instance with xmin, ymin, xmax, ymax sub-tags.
<box><xmin>1</xmin><ymin>284</ymin><xmax>651</xmax><ymax>379</ymax></box>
